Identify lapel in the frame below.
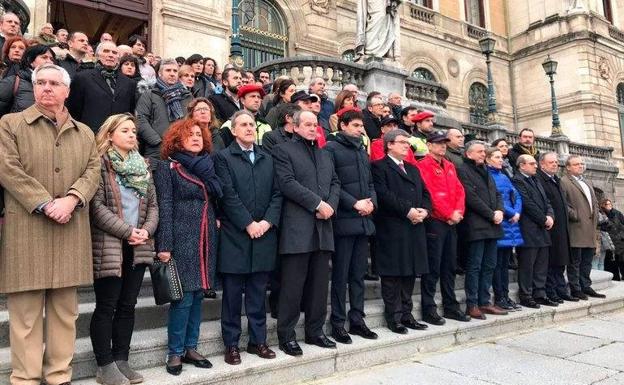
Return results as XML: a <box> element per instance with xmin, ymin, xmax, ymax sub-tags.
<box><xmin>229</xmin><ymin>142</ymin><xmax>256</xmax><ymax>166</ymax></box>
<box><xmin>385</xmin><ymin>156</ymin><xmax>416</xmax><ymax>186</ymax></box>
<box><xmin>91</xmin><ymin>70</ymin><xmax>114</xmax><ymax>97</ymax></box>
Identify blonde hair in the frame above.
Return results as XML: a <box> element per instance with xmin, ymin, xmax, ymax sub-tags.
<box><xmin>178</xmin><ymin>64</ymin><xmax>194</xmax><ymax>78</ymax></box>
<box><xmin>96</xmin><ymin>113</ymin><xmax>138</xmax><ymax>156</ymax></box>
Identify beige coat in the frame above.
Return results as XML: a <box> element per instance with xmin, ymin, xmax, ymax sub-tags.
<box><xmin>0</xmin><ymin>105</ymin><xmax>100</xmax><ymax>293</ymax></box>
<box><xmin>560</xmin><ymin>173</ymin><xmax>599</xmax><ymax>248</ymax></box>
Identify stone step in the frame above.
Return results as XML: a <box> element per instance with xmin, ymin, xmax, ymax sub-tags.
<box><xmin>0</xmin><ymin>270</ymin><xmax>614</xmax><ymax>384</ymax></box>
<box><xmin>59</xmin><ymin>273</ymin><xmax>623</xmax><ymax>385</ymax></box>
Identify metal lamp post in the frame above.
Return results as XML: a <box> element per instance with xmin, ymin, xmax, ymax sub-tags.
<box><xmin>230</xmin><ymin>0</ymin><xmax>244</xmax><ymax>68</ymax></box>
<box><xmin>479</xmin><ymin>34</ymin><xmax>498</xmax><ymax>123</ymax></box>
<box><xmin>542</xmin><ymin>55</ymin><xmax>563</xmax><ymax>137</ymax></box>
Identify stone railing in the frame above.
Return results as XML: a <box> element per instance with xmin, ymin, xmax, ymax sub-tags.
<box><xmin>407</xmin><ymin>3</ymin><xmax>436</xmax><ymax>25</ymax></box>
<box><xmin>465</xmin><ymin>24</ymin><xmax>488</xmax><ymax>40</ymax></box>
<box><xmin>569</xmin><ymin>142</ymin><xmax>614</xmax><ymax>160</ymax></box>
<box><xmin>609</xmin><ymin>25</ymin><xmax>624</xmax><ymax>43</ymax></box>
<box><xmin>405</xmin><ymin>77</ymin><xmax>449</xmax><ymax>108</ymax></box>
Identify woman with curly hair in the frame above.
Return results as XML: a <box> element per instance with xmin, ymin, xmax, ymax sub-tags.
<box><xmin>154</xmin><ymin>118</ymin><xmax>222</xmax><ymax>375</ymax></box>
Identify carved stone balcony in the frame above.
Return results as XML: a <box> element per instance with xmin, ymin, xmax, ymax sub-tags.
<box><xmin>405</xmin><ymin>77</ymin><xmax>449</xmax><ymax>108</ymax></box>
<box><xmin>407</xmin><ymin>3</ymin><xmax>436</xmax><ymax>25</ymax></box>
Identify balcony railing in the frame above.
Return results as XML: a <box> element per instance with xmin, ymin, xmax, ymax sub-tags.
<box><xmin>405</xmin><ymin>77</ymin><xmax>449</xmax><ymax>108</ymax></box>
<box><xmin>609</xmin><ymin>25</ymin><xmax>624</xmax><ymax>43</ymax></box>
<box><xmin>465</xmin><ymin>24</ymin><xmax>488</xmax><ymax>40</ymax></box>
<box><xmin>408</xmin><ymin>4</ymin><xmax>435</xmax><ymax>25</ymax></box>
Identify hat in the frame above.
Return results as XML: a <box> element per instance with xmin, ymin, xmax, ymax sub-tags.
<box><xmin>336</xmin><ymin>106</ymin><xmax>362</xmax><ymax>118</ymax></box>
<box><xmin>412</xmin><ymin>110</ymin><xmax>435</xmax><ymax>123</ymax></box>
<box><xmin>427</xmin><ymin>130</ymin><xmax>451</xmax><ymax>143</ymax></box>
<box><xmin>291</xmin><ymin>90</ymin><xmax>319</xmax><ymax>104</ymax></box>
<box><xmin>380</xmin><ymin>115</ymin><xmax>399</xmax><ymax>126</ymax></box>
<box><xmin>237</xmin><ymin>84</ymin><xmax>266</xmax><ymax>98</ymax></box>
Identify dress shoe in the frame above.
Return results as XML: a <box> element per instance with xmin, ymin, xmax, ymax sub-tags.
<box><xmin>559</xmin><ymin>293</ymin><xmax>579</xmax><ymax>302</ymax></box>
<box><xmin>548</xmin><ymin>296</ymin><xmax>564</xmax><ymax>304</ymax></box>
<box><xmin>305</xmin><ymin>334</ymin><xmax>337</xmax><ymax>349</ymax></box>
<box><xmin>165</xmin><ymin>355</ymin><xmax>182</xmax><ymax>376</ymax></box>
<box><xmin>520</xmin><ymin>299</ymin><xmax>540</xmax><ymax>309</ymax></box>
<box><xmin>535</xmin><ymin>297</ymin><xmax>558</xmax><ymax>307</ymax></box>
<box><xmin>584</xmin><ymin>288</ymin><xmax>606</xmax><ymax>298</ymax></box>
<box><xmin>507</xmin><ymin>299</ymin><xmax>522</xmax><ymax>311</ymax></box>
<box><xmin>182</xmin><ymin>349</ymin><xmax>212</xmax><ymax>368</ymax></box>
<box><xmin>387</xmin><ymin>322</ymin><xmax>408</xmax><ymax>334</ymax></box>
<box><xmin>495</xmin><ymin>298</ymin><xmax>513</xmax><ymax>311</ymax></box>
<box><xmin>423</xmin><ymin>311</ymin><xmax>446</xmax><ymax>326</ymax></box>
<box><xmin>247</xmin><ymin>343</ymin><xmax>276</xmax><ymax>359</ymax></box>
<box><xmin>480</xmin><ymin>304</ymin><xmax>508</xmax><ymax>315</ymax></box>
<box><xmin>466</xmin><ymin>305</ymin><xmax>486</xmax><ymax>320</ymax></box>
<box><xmin>572</xmin><ymin>291</ymin><xmax>589</xmax><ymax>300</ymax></box>
<box><xmin>280</xmin><ymin>340</ymin><xmax>303</xmax><ymax>356</ymax></box>
<box><xmin>364</xmin><ymin>273</ymin><xmax>379</xmax><ymax>281</ymax></box>
<box><xmin>224</xmin><ymin>346</ymin><xmax>241</xmax><ymax>365</ymax></box>
<box><xmin>444</xmin><ymin>308</ymin><xmax>471</xmax><ymax>322</ymax></box>
<box><xmin>401</xmin><ymin>318</ymin><xmax>428</xmax><ymax>330</ymax></box>
<box><xmin>203</xmin><ymin>288</ymin><xmax>217</xmax><ymax>299</ymax></box>
<box><xmin>349</xmin><ymin>323</ymin><xmax>378</xmax><ymax>339</ymax></box>
<box><xmin>331</xmin><ymin>327</ymin><xmax>353</xmax><ymax>344</ymax></box>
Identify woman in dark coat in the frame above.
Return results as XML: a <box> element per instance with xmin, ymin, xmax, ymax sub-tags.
<box><xmin>154</xmin><ymin>118</ymin><xmax>221</xmax><ymax>375</ymax></box>
<box><xmin>601</xmin><ymin>199</ymin><xmax>624</xmax><ymax>280</ymax></box>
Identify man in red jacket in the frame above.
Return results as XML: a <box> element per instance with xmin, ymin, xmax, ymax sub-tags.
<box><xmin>417</xmin><ymin>131</ymin><xmax>471</xmax><ymax>325</ymax></box>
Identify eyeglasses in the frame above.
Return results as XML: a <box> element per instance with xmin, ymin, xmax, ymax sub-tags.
<box><xmin>34</xmin><ymin>79</ymin><xmax>66</xmax><ymax>87</ymax></box>
<box><xmin>194</xmin><ymin>107</ymin><xmax>211</xmax><ymax>113</ymax></box>
<box><xmin>392</xmin><ymin>140</ymin><xmax>411</xmax><ymax>145</ymax></box>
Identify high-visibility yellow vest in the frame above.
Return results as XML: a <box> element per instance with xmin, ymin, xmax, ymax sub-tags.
<box><xmin>220</xmin><ymin>118</ymin><xmax>272</xmax><ymax>145</ymax></box>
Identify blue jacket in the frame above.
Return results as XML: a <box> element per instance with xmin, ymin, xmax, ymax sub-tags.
<box><xmin>488</xmin><ymin>166</ymin><xmax>524</xmax><ymax>248</ymax></box>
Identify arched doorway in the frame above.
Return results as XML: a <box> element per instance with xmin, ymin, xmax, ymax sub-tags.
<box><xmin>239</xmin><ymin>0</ymin><xmax>288</xmax><ymax>68</ymax></box>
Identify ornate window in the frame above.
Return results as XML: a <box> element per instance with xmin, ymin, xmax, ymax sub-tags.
<box><xmin>617</xmin><ymin>83</ymin><xmax>624</xmax><ymax>152</ymax></box>
<box><xmin>469</xmin><ymin>82</ymin><xmax>488</xmax><ymax>125</ymax></box>
<box><xmin>411</xmin><ymin>67</ymin><xmax>436</xmax><ymax>81</ymax></box>
<box><xmin>464</xmin><ymin>0</ymin><xmax>485</xmax><ymax>27</ymax></box>
<box><xmin>342</xmin><ymin>49</ymin><xmax>356</xmax><ymax>62</ymax></box>
<box><xmin>239</xmin><ymin>0</ymin><xmax>288</xmax><ymax>68</ymax></box>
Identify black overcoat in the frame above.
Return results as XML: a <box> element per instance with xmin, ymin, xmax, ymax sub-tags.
<box><xmin>214</xmin><ymin>143</ymin><xmax>282</xmax><ymax>274</ymax></box>
<box><xmin>512</xmin><ymin>172</ymin><xmax>554</xmax><ymax>248</ymax></box>
<box><xmin>67</xmin><ymin>68</ymin><xmax>137</xmax><ymax>133</ymax></box>
<box><xmin>457</xmin><ymin>158</ymin><xmax>504</xmax><ymax>241</ymax></box>
<box><xmin>273</xmin><ymin>135</ymin><xmax>340</xmax><ymax>254</ymax></box>
<box><xmin>536</xmin><ymin>169</ymin><xmax>570</xmax><ymax>266</ymax></box>
<box><xmin>209</xmin><ymin>92</ymin><xmax>240</xmax><ymax>122</ymax></box>
<box><xmin>371</xmin><ymin>156</ymin><xmax>431</xmax><ymax>276</ymax></box>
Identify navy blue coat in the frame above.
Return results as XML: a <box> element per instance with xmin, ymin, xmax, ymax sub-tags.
<box><xmin>512</xmin><ymin>172</ymin><xmax>554</xmax><ymax>249</ymax></box>
<box><xmin>154</xmin><ymin>159</ymin><xmax>218</xmax><ymax>292</ymax></box>
<box><xmin>488</xmin><ymin>166</ymin><xmax>524</xmax><ymax>248</ymax></box>
<box><xmin>215</xmin><ymin>143</ymin><xmax>282</xmax><ymax>274</ymax></box>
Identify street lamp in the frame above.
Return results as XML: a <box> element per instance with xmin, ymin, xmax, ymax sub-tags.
<box><xmin>479</xmin><ymin>34</ymin><xmax>498</xmax><ymax>123</ymax></box>
<box><xmin>230</xmin><ymin>0</ymin><xmax>244</xmax><ymax>68</ymax></box>
<box><xmin>542</xmin><ymin>55</ymin><xmax>563</xmax><ymax>137</ymax></box>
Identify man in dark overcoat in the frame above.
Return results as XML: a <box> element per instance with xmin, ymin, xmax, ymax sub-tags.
<box><xmin>372</xmin><ymin>129</ymin><xmax>431</xmax><ymax>335</ymax></box>
<box><xmin>215</xmin><ymin>110</ymin><xmax>282</xmax><ymax>365</ymax></box>
<box><xmin>324</xmin><ymin>109</ymin><xmax>378</xmax><ymax>344</ymax></box>
<box><xmin>273</xmin><ymin>110</ymin><xmax>340</xmax><ymax>356</ymax></box>
<box><xmin>536</xmin><ymin>152</ymin><xmax>577</xmax><ymax>303</ymax></box>
<box><xmin>513</xmin><ymin>154</ymin><xmax>557</xmax><ymax>308</ymax></box>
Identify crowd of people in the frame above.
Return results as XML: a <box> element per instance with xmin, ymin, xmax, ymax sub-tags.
<box><xmin>0</xmin><ymin>13</ymin><xmax>621</xmax><ymax>385</ymax></box>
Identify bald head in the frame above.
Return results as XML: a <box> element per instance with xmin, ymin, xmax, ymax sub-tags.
<box><xmin>446</xmin><ymin>128</ymin><xmax>464</xmax><ymax>149</ymax></box>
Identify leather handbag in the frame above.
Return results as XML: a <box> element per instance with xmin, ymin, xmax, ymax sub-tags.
<box><xmin>149</xmin><ymin>258</ymin><xmax>183</xmax><ymax>305</ymax></box>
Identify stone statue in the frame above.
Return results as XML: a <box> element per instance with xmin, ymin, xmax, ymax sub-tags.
<box><xmin>311</xmin><ymin>0</ymin><xmax>330</xmax><ymax>14</ymax></box>
<box><xmin>355</xmin><ymin>0</ymin><xmax>402</xmax><ymax>61</ymax></box>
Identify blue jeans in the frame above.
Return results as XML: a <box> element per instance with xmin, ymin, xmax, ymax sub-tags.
<box><xmin>465</xmin><ymin>239</ymin><xmax>498</xmax><ymax>307</ymax></box>
<box><xmin>492</xmin><ymin>247</ymin><xmax>511</xmax><ymax>302</ymax></box>
<box><xmin>167</xmin><ymin>290</ymin><xmax>204</xmax><ymax>356</ymax></box>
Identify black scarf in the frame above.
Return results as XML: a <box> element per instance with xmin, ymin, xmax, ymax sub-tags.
<box><xmin>95</xmin><ymin>61</ymin><xmax>117</xmax><ymax>94</ymax></box>
<box><xmin>171</xmin><ymin>151</ymin><xmax>222</xmax><ymax>198</ymax></box>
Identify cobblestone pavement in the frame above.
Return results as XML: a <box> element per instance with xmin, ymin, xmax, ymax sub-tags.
<box><xmin>303</xmin><ymin>310</ymin><xmax>624</xmax><ymax>385</ymax></box>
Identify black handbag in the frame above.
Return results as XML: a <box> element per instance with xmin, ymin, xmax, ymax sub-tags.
<box><xmin>149</xmin><ymin>258</ymin><xmax>183</xmax><ymax>305</ymax></box>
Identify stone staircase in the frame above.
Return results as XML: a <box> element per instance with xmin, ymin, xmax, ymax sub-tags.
<box><xmin>0</xmin><ymin>270</ymin><xmax>622</xmax><ymax>385</ymax></box>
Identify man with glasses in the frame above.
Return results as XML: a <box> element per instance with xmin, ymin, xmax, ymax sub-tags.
<box><xmin>445</xmin><ymin>128</ymin><xmax>465</xmax><ymax>168</ymax></box>
<box><xmin>362</xmin><ymin>94</ymin><xmax>384</xmax><ymax>140</ymax></box>
<box><xmin>372</xmin><ymin>129</ymin><xmax>431</xmax><ymax>334</ymax></box>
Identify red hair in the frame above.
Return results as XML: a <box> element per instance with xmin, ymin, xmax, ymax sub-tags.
<box><xmin>161</xmin><ymin>118</ymin><xmax>213</xmax><ymax>159</ymax></box>
<box><xmin>2</xmin><ymin>36</ymin><xmax>29</xmax><ymax>61</ymax></box>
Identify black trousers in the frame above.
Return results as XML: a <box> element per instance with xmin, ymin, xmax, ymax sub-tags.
<box><xmin>330</xmin><ymin>235</ymin><xmax>368</xmax><ymax>329</ymax></box>
<box><xmin>546</xmin><ymin>265</ymin><xmax>569</xmax><ymax>298</ymax></box>
<box><xmin>380</xmin><ymin>276</ymin><xmax>416</xmax><ymax>325</ymax></box>
<box><xmin>369</xmin><ymin>236</ymin><xmax>377</xmax><ymax>275</ymax></box>
<box><xmin>517</xmin><ymin>247</ymin><xmax>549</xmax><ymax>301</ymax></box>
<box><xmin>421</xmin><ymin>220</ymin><xmax>459</xmax><ymax>314</ymax></box>
<box><xmin>277</xmin><ymin>251</ymin><xmax>330</xmax><ymax>344</ymax></box>
<box><xmin>90</xmin><ymin>242</ymin><xmax>146</xmax><ymax>366</ymax></box>
<box><xmin>221</xmin><ymin>272</ymin><xmax>270</xmax><ymax>347</ymax></box>
<box><xmin>605</xmin><ymin>251</ymin><xmax>624</xmax><ymax>280</ymax></box>
<box><xmin>568</xmin><ymin>247</ymin><xmax>595</xmax><ymax>292</ymax></box>
<box><xmin>268</xmin><ymin>254</ymin><xmax>281</xmax><ymax>316</ymax></box>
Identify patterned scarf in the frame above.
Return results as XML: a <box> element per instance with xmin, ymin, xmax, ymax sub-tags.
<box><xmin>155</xmin><ymin>78</ymin><xmax>190</xmax><ymax>121</ymax></box>
<box><xmin>107</xmin><ymin>148</ymin><xmax>150</xmax><ymax>198</ymax></box>
<box><xmin>95</xmin><ymin>61</ymin><xmax>117</xmax><ymax>94</ymax></box>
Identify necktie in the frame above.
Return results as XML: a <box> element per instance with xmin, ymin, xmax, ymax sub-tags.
<box><xmin>398</xmin><ymin>162</ymin><xmax>407</xmax><ymax>174</ymax></box>
<box><xmin>244</xmin><ymin>150</ymin><xmax>255</xmax><ymax>164</ymax></box>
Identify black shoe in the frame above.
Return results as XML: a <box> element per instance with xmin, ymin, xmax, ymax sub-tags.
<box><xmin>549</xmin><ymin>296</ymin><xmax>564</xmax><ymax>304</ymax></box>
<box><xmin>534</xmin><ymin>297</ymin><xmax>558</xmax><ymax>307</ymax></box>
<box><xmin>166</xmin><ymin>355</ymin><xmax>183</xmax><ymax>375</ymax></box>
<box><xmin>583</xmin><ymin>288</ymin><xmax>606</xmax><ymax>298</ymax></box>
<box><xmin>349</xmin><ymin>323</ymin><xmax>378</xmax><ymax>339</ymax></box>
<box><xmin>331</xmin><ymin>327</ymin><xmax>352</xmax><ymax>344</ymax></box>
<box><xmin>305</xmin><ymin>334</ymin><xmax>337</xmax><ymax>349</ymax></box>
<box><xmin>444</xmin><ymin>309</ymin><xmax>471</xmax><ymax>322</ymax></box>
<box><xmin>506</xmin><ymin>299</ymin><xmax>522</xmax><ymax>311</ymax></box>
<box><xmin>401</xmin><ymin>318</ymin><xmax>428</xmax><ymax>330</ymax></box>
<box><xmin>387</xmin><ymin>322</ymin><xmax>408</xmax><ymax>334</ymax></box>
<box><xmin>572</xmin><ymin>291</ymin><xmax>589</xmax><ymax>300</ymax></box>
<box><xmin>520</xmin><ymin>299</ymin><xmax>540</xmax><ymax>309</ymax></box>
<box><xmin>495</xmin><ymin>299</ymin><xmax>514</xmax><ymax>311</ymax></box>
<box><xmin>279</xmin><ymin>341</ymin><xmax>303</xmax><ymax>356</ymax></box>
<box><xmin>364</xmin><ymin>273</ymin><xmax>379</xmax><ymax>281</ymax></box>
<box><xmin>181</xmin><ymin>351</ymin><xmax>213</xmax><ymax>368</ymax></box>
<box><xmin>559</xmin><ymin>293</ymin><xmax>579</xmax><ymax>302</ymax></box>
<box><xmin>423</xmin><ymin>310</ymin><xmax>446</xmax><ymax>326</ymax></box>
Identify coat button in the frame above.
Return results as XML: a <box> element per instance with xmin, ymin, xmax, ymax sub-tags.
<box><xmin>55</xmin><ymin>142</ymin><xmax>60</xmax><ymax>147</ymax></box>
<box><xmin>55</xmin><ymin>167</ymin><xmax>60</xmax><ymax>173</ymax></box>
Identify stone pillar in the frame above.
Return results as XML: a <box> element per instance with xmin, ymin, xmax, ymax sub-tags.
<box><xmin>485</xmin><ymin>122</ymin><xmax>508</xmax><ymax>143</ymax></box>
<box><xmin>362</xmin><ymin>61</ymin><xmax>408</xmax><ymax>97</ymax></box>
<box><xmin>552</xmin><ymin>135</ymin><xmax>571</xmax><ymax>157</ymax></box>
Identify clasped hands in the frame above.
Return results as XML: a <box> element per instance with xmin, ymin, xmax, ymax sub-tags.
<box><xmin>353</xmin><ymin>198</ymin><xmax>374</xmax><ymax>217</ymax></box>
<box><xmin>128</xmin><ymin>228</ymin><xmax>149</xmax><ymax>245</ymax></box>
<box><xmin>246</xmin><ymin>220</ymin><xmax>271</xmax><ymax>239</ymax></box>
<box><xmin>316</xmin><ymin>201</ymin><xmax>334</xmax><ymax>220</ymax></box>
<box><xmin>407</xmin><ymin>207</ymin><xmax>428</xmax><ymax>225</ymax></box>
<box><xmin>43</xmin><ymin>195</ymin><xmax>79</xmax><ymax>224</ymax></box>
<box><xmin>446</xmin><ymin>210</ymin><xmax>463</xmax><ymax>225</ymax></box>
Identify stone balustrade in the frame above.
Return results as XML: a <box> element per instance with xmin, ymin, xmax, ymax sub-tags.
<box><xmin>465</xmin><ymin>24</ymin><xmax>488</xmax><ymax>40</ymax></box>
<box><xmin>407</xmin><ymin>3</ymin><xmax>436</xmax><ymax>25</ymax></box>
<box><xmin>405</xmin><ymin>77</ymin><xmax>449</xmax><ymax>108</ymax></box>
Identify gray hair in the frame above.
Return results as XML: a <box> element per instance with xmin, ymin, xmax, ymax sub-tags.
<box><xmin>465</xmin><ymin>140</ymin><xmax>487</xmax><ymax>154</ymax></box>
<box><xmin>1</xmin><ymin>12</ymin><xmax>19</xmax><ymax>24</ymax></box>
<box><xmin>309</xmin><ymin>77</ymin><xmax>325</xmax><ymax>86</ymax></box>
<box><xmin>293</xmin><ymin>110</ymin><xmax>316</xmax><ymax>126</ymax></box>
<box><xmin>95</xmin><ymin>41</ymin><xmax>117</xmax><ymax>56</ymax></box>
<box><xmin>565</xmin><ymin>154</ymin><xmax>584</xmax><ymax>166</ymax></box>
<box><xmin>366</xmin><ymin>96</ymin><xmax>383</xmax><ymax>108</ymax></box>
<box><xmin>538</xmin><ymin>151</ymin><xmax>558</xmax><ymax>164</ymax></box>
<box><xmin>485</xmin><ymin>146</ymin><xmax>501</xmax><ymax>159</ymax></box>
<box><xmin>517</xmin><ymin>154</ymin><xmax>536</xmax><ymax>167</ymax></box>
<box><xmin>383</xmin><ymin>129</ymin><xmax>411</xmax><ymax>153</ymax></box>
<box><xmin>157</xmin><ymin>58</ymin><xmax>179</xmax><ymax>75</ymax></box>
<box><xmin>231</xmin><ymin>110</ymin><xmax>255</xmax><ymax>129</ymax></box>
<box><xmin>32</xmin><ymin>64</ymin><xmax>71</xmax><ymax>88</ymax></box>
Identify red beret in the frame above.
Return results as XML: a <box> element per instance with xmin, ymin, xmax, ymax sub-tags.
<box><xmin>412</xmin><ymin>110</ymin><xmax>435</xmax><ymax>123</ymax></box>
<box><xmin>237</xmin><ymin>84</ymin><xmax>266</xmax><ymax>98</ymax></box>
<box><xmin>336</xmin><ymin>106</ymin><xmax>362</xmax><ymax>118</ymax></box>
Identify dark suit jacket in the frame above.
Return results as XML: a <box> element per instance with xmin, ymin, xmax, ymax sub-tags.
<box><xmin>372</xmin><ymin>156</ymin><xmax>431</xmax><ymax>276</ymax></box>
<box><xmin>362</xmin><ymin>109</ymin><xmax>382</xmax><ymax>140</ymax></box>
<box><xmin>273</xmin><ymin>135</ymin><xmax>340</xmax><ymax>254</ymax></box>
<box><xmin>67</xmin><ymin>68</ymin><xmax>136</xmax><ymax>133</ymax></box>
<box><xmin>209</xmin><ymin>92</ymin><xmax>240</xmax><ymax>122</ymax></box>
<box><xmin>536</xmin><ymin>169</ymin><xmax>570</xmax><ymax>266</ymax></box>
<box><xmin>512</xmin><ymin>172</ymin><xmax>554</xmax><ymax>248</ymax></box>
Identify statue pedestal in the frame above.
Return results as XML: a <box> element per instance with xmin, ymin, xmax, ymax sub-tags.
<box><xmin>362</xmin><ymin>61</ymin><xmax>408</xmax><ymax>97</ymax></box>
